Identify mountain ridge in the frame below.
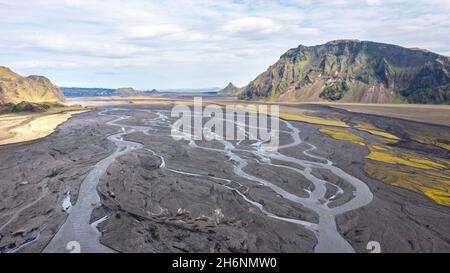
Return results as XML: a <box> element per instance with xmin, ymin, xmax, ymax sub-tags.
<box><xmin>0</xmin><ymin>66</ymin><xmax>65</xmax><ymax>104</ymax></box>
<box><xmin>239</xmin><ymin>40</ymin><xmax>450</xmax><ymax>104</ymax></box>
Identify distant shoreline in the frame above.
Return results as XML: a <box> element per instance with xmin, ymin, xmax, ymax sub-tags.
<box><xmin>65</xmin><ymin>96</ymin><xmax>450</xmax><ymax>127</ymax></box>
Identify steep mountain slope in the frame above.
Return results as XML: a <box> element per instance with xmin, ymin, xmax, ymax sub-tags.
<box><xmin>240</xmin><ymin>40</ymin><xmax>450</xmax><ymax>104</ymax></box>
<box><xmin>0</xmin><ymin>66</ymin><xmax>65</xmax><ymax>104</ymax></box>
<box><xmin>218</xmin><ymin>82</ymin><xmax>241</xmax><ymax>95</ymax></box>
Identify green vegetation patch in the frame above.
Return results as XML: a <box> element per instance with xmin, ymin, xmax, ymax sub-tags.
<box><xmin>319</xmin><ymin>80</ymin><xmax>350</xmax><ymax>101</ymax></box>
<box><xmin>0</xmin><ymin>101</ymin><xmax>63</xmax><ymax>114</ymax></box>
<box><xmin>400</xmin><ymin>84</ymin><xmax>450</xmax><ymax>104</ymax></box>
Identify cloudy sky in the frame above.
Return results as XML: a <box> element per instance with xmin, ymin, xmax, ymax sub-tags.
<box><xmin>1</xmin><ymin>0</ymin><xmax>449</xmax><ymax>89</ymax></box>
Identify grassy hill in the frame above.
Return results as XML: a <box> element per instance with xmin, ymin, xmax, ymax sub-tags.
<box><xmin>0</xmin><ymin>66</ymin><xmax>65</xmax><ymax>104</ymax></box>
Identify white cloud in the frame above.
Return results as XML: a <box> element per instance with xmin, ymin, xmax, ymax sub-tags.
<box><xmin>0</xmin><ymin>0</ymin><xmax>448</xmax><ymax>89</ymax></box>
<box><xmin>366</xmin><ymin>0</ymin><xmax>382</xmax><ymax>6</ymax></box>
<box><xmin>128</xmin><ymin>24</ymin><xmax>184</xmax><ymax>39</ymax></box>
<box><xmin>223</xmin><ymin>17</ymin><xmax>282</xmax><ymax>35</ymax></box>
<box><xmin>9</xmin><ymin>60</ymin><xmax>83</xmax><ymax>69</ymax></box>
<box><xmin>11</xmin><ymin>32</ymin><xmax>144</xmax><ymax>58</ymax></box>
<box><xmin>293</xmin><ymin>27</ymin><xmax>322</xmax><ymax>37</ymax></box>
<box><xmin>64</xmin><ymin>0</ymin><xmax>81</xmax><ymax>7</ymax></box>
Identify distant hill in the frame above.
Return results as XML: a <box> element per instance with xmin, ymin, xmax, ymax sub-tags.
<box><xmin>117</xmin><ymin>87</ymin><xmax>142</xmax><ymax>97</ymax></box>
<box><xmin>62</xmin><ymin>87</ymin><xmax>159</xmax><ymax>97</ymax></box>
<box><xmin>240</xmin><ymin>40</ymin><xmax>450</xmax><ymax>104</ymax></box>
<box><xmin>143</xmin><ymin>89</ymin><xmax>159</xmax><ymax>95</ymax></box>
<box><xmin>61</xmin><ymin>87</ymin><xmax>117</xmax><ymax>97</ymax></box>
<box><xmin>0</xmin><ymin>66</ymin><xmax>65</xmax><ymax>104</ymax></box>
<box><xmin>218</xmin><ymin>82</ymin><xmax>242</xmax><ymax>95</ymax></box>
<box><xmin>157</xmin><ymin>87</ymin><xmax>221</xmax><ymax>93</ymax></box>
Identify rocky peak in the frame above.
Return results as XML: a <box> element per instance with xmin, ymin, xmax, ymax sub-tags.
<box><xmin>218</xmin><ymin>82</ymin><xmax>241</xmax><ymax>95</ymax></box>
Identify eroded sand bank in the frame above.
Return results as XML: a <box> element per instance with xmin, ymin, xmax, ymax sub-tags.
<box><xmin>0</xmin><ymin>110</ymin><xmax>88</xmax><ymax>146</ymax></box>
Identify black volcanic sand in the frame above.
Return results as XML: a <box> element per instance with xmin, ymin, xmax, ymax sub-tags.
<box><xmin>0</xmin><ymin>111</ymin><xmax>117</xmax><ymax>252</ymax></box>
<box><xmin>0</xmin><ymin>104</ymin><xmax>449</xmax><ymax>253</ymax></box>
<box><xmin>290</xmin><ymin>123</ymin><xmax>450</xmax><ymax>252</ymax></box>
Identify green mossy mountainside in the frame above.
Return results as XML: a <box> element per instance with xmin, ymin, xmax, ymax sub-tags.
<box><xmin>319</xmin><ymin>79</ymin><xmax>349</xmax><ymax>101</ymax></box>
<box><xmin>240</xmin><ymin>40</ymin><xmax>450</xmax><ymax>104</ymax></box>
<box><xmin>0</xmin><ymin>66</ymin><xmax>66</xmax><ymax>104</ymax></box>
